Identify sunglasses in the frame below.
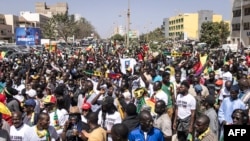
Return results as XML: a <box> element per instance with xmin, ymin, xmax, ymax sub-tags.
<box><xmin>232</xmin><ymin>116</ymin><xmax>240</xmax><ymax>121</ymax></box>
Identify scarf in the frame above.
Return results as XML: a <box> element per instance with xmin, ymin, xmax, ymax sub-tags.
<box><xmin>35</xmin><ymin>126</ymin><xmax>51</xmax><ymax>141</ymax></box>
<box><xmin>53</xmin><ymin>109</ymin><xmax>60</xmax><ymax>130</ymax></box>
<box><xmin>196</xmin><ymin>128</ymin><xmax>210</xmax><ymax>141</ymax></box>
<box><xmin>136</xmin><ymin>98</ymin><xmax>146</xmax><ymax>113</ymax></box>
<box><xmin>84</xmin><ymin>90</ymin><xmax>94</xmax><ymax>103</ymax></box>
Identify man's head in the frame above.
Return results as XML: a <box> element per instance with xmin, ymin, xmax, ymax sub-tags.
<box><xmin>12</xmin><ymin>111</ymin><xmax>23</xmax><ymax>128</ymax></box>
<box><xmin>225</xmin><ymin>80</ymin><xmax>232</xmax><ymax>91</ymax></box>
<box><xmin>238</xmin><ymin>78</ymin><xmax>249</xmax><ymax>91</ymax></box>
<box><xmin>175</xmin><ymin>71</ymin><xmax>181</xmax><ymax>83</ymax></box>
<box><xmin>139</xmin><ymin>110</ymin><xmax>153</xmax><ymax>132</ymax></box>
<box><xmin>153</xmin><ymin>81</ymin><xmax>162</xmax><ymax>92</ymax></box>
<box><xmin>195</xmin><ymin>114</ymin><xmax>210</xmax><ymax>134</ymax></box>
<box><xmin>179</xmin><ymin>80</ymin><xmax>190</xmax><ymax>95</ymax></box>
<box><xmin>111</xmin><ymin>123</ymin><xmax>129</xmax><ymax>141</ymax></box>
<box><xmin>37</xmin><ymin>112</ymin><xmax>50</xmax><ymax>130</ymax></box>
<box><xmin>87</xmin><ymin>112</ymin><xmax>98</xmax><ymax>126</ymax></box>
<box><xmin>23</xmin><ymin>99</ymin><xmax>36</xmax><ymax>113</ymax></box>
<box><xmin>125</xmin><ymin>103</ymin><xmax>137</xmax><ymax>117</ymax></box>
<box><xmin>232</xmin><ymin>109</ymin><xmax>249</xmax><ymax>125</ymax></box>
<box><xmin>154</xmin><ymin>100</ymin><xmax>166</xmax><ymax>115</ymax></box>
<box><xmin>230</xmin><ymin>85</ymin><xmax>239</xmax><ymax>100</ymax></box>
<box><xmin>162</xmin><ymin>72</ymin><xmax>170</xmax><ymax>84</ymax></box>
<box><xmin>208</xmin><ymin>71</ymin><xmax>215</xmax><ymax>80</ymax></box>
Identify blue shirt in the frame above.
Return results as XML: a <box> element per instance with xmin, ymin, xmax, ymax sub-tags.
<box><xmin>218</xmin><ymin>97</ymin><xmax>246</xmax><ymax>124</ymax></box>
<box><xmin>128</xmin><ymin>126</ymin><xmax>164</xmax><ymax>141</ymax></box>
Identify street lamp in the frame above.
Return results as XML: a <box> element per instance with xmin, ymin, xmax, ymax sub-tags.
<box><xmin>127</xmin><ymin>0</ymin><xmax>130</xmax><ymax>48</ymax></box>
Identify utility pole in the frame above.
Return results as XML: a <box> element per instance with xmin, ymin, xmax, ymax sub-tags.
<box><xmin>127</xmin><ymin>0</ymin><xmax>130</xmax><ymax>48</ymax></box>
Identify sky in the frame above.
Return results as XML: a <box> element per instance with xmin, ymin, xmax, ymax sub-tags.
<box><xmin>0</xmin><ymin>0</ymin><xmax>232</xmax><ymax>38</ymax></box>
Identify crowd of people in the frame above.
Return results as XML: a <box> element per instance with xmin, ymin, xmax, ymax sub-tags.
<box><xmin>0</xmin><ymin>43</ymin><xmax>249</xmax><ymax>141</ymax></box>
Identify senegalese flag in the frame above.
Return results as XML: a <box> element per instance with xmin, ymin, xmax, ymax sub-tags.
<box><xmin>86</xmin><ymin>44</ymin><xmax>93</xmax><ymax>51</ymax></box>
<box><xmin>0</xmin><ymin>102</ymin><xmax>11</xmax><ymax>116</ymax></box>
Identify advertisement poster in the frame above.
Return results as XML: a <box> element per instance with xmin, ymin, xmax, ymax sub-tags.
<box><xmin>15</xmin><ymin>27</ymin><xmax>41</xmax><ymax>45</ymax></box>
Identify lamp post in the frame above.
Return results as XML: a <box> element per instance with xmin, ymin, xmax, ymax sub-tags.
<box><xmin>240</xmin><ymin>0</ymin><xmax>243</xmax><ymax>51</ymax></box>
<box><xmin>126</xmin><ymin>0</ymin><xmax>130</xmax><ymax>48</ymax></box>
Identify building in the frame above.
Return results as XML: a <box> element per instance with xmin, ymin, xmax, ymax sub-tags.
<box><xmin>19</xmin><ymin>11</ymin><xmax>49</xmax><ymax>28</ymax></box>
<box><xmin>231</xmin><ymin>0</ymin><xmax>250</xmax><ymax>47</ymax></box>
<box><xmin>0</xmin><ymin>14</ymin><xmax>13</xmax><ymax>42</ymax></box>
<box><xmin>4</xmin><ymin>14</ymin><xmax>19</xmax><ymax>42</ymax></box>
<box><xmin>35</xmin><ymin>2</ymin><xmax>68</xmax><ymax>18</ymax></box>
<box><xmin>162</xmin><ymin>10</ymin><xmax>223</xmax><ymax>40</ymax></box>
<box><xmin>113</xmin><ymin>25</ymin><xmax>126</xmax><ymax>36</ymax></box>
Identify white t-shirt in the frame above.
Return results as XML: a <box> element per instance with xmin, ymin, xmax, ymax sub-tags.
<box><xmin>155</xmin><ymin>90</ymin><xmax>168</xmax><ymax>105</ymax></box>
<box><xmin>176</xmin><ymin>94</ymin><xmax>196</xmax><ymax>119</ymax></box>
<box><xmin>98</xmin><ymin>111</ymin><xmax>122</xmax><ymax>141</ymax></box>
<box><xmin>49</xmin><ymin>109</ymin><xmax>68</xmax><ymax>135</ymax></box>
<box><xmin>10</xmin><ymin>124</ymin><xmax>31</xmax><ymax>141</ymax></box>
<box><xmin>23</xmin><ymin>126</ymin><xmax>59</xmax><ymax>141</ymax></box>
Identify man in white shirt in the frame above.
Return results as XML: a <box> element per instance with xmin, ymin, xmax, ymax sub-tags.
<box><xmin>152</xmin><ymin>81</ymin><xmax>168</xmax><ymax>105</ymax></box>
<box><xmin>173</xmin><ymin>80</ymin><xmax>196</xmax><ymax>141</ymax></box>
<box><xmin>10</xmin><ymin>111</ymin><xmax>31</xmax><ymax>141</ymax></box>
<box><xmin>23</xmin><ymin>112</ymin><xmax>59</xmax><ymax>141</ymax></box>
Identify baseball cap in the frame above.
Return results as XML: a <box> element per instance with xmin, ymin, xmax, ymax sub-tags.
<box><xmin>194</xmin><ymin>84</ymin><xmax>203</xmax><ymax>93</ymax></box>
<box><xmin>102</xmin><ymin>96</ymin><xmax>114</xmax><ymax>105</ymax></box>
<box><xmin>24</xmin><ymin>99</ymin><xmax>36</xmax><ymax>107</ymax></box>
<box><xmin>26</xmin><ymin>89</ymin><xmax>37</xmax><ymax>98</ymax></box>
<box><xmin>82</xmin><ymin>102</ymin><xmax>91</xmax><ymax>110</ymax></box>
<box><xmin>43</xmin><ymin>95</ymin><xmax>57</xmax><ymax>104</ymax></box>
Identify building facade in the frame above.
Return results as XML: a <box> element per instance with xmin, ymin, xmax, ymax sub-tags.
<box><xmin>0</xmin><ymin>14</ymin><xmax>13</xmax><ymax>42</ymax></box>
<box><xmin>35</xmin><ymin>2</ymin><xmax>68</xmax><ymax>18</ymax></box>
<box><xmin>162</xmin><ymin>10</ymin><xmax>223</xmax><ymax>40</ymax></box>
<box><xmin>231</xmin><ymin>0</ymin><xmax>250</xmax><ymax>47</ymax></box>
<box><xmin>19</xmin><ymin>11</ymin><xmax>49</xmax><ymax>28</ymax></box>
<box><xmin>4</xmin><ymin>14</ymin><xmax>19</xmax><ymax>42</ymax></box>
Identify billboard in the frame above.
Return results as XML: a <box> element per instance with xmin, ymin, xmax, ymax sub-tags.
<box><xmin>15</xmin><ymin>27</ymin><xmax>41</xmax><ymax>45</ymax></box>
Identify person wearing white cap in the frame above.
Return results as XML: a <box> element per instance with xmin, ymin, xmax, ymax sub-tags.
<box><xmin>26</xmin><ymin>89</ymin><xmax>40</xmax><ymax>114</ymax></box>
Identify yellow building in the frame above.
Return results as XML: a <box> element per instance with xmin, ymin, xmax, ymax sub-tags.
<box><xmin>164</xmin><ymin>10</ymin><xmax>224</xmax><ymax>40</ymax></box>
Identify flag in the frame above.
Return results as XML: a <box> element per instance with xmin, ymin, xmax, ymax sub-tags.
<box><xmin>0</xmin><ymin>102</ymin><xmax>11</xmax><ymax>116</ymax></box>
<box><xmin>193</xmin><ymin>54</ymin><xmax>208</xmax><ymax>76</ymax></box>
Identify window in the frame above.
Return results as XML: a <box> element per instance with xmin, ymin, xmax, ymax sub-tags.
<box><xmin>232</xmin><ymin>23</ymin><xmax>240</xmax><ymax>31</ymax></box>
<box><xmin>205</xmin><ymin>17</ymin><xmax>207</xmax><ymax>20</ymax></box>
<box><xmin>233</xmin><ymin>10</ymin><xmax>241</xmax><ymax>17</ymax></box>
<box><xmin>245</xmin><ymin>8</ymin><xmax>250</xmax><ymax>16</ymax></box>
<box><xmin>244</xmin><ymin>22</ymin><xmax>250</xmax><ymax>30</ymax></box>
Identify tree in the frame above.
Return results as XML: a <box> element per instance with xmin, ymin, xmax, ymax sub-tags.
<box><xmin>140</xmin><ymin>27</ymin><xmax>165</xmax><ymax>43</ymax></box>
<box><xmin>218</xmin><ymin>21</ymin><xmax>230</xmax><ymax>45</ymax></box>
<box><xmin>74</xmin><ymin>17</ymin><xmax>100</xmax><ymax>39</ymax></box>
<box><xmin>42</xmin><ymin>18</ymin><xmax>56</xmax><ymax>39</ymax></box>
<box><xmin>200</xmin><ymin>21</ymin><xmax>230</xmax><ymax>48</ymax></box>
<box><xmin>53</xmin><ymin>12</ymin><xmax>77</xmax><ymax>43</ymax></box>
<box><xmin>110</xmin><ymin>34</ymin><xmax>124</xmax><ymax>42</ymax></box>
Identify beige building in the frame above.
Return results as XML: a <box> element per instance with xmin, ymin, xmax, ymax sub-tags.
<box><xmin>0</xmin><ymin>14</ymin><xmax>13</xmax><ymax>42</ymax></box>
<box><xmin>162</xmin><ymin>10</ymin><xmax>224</xmax><ymax>40</ymax></box>
<box><xmin>19</xmin><ymin>11</ymin><xmax>49</xmax><ymax>28</ymax></box>
<box><xmin>231</xmin><ymin>0</ymin><xmax>250</xmax><ymax>47</ymax></box>
<box><xmin>4</xmin><ymin>14</ymin><xmax>19</xmax><ymax>42</ymax></box>
<box><xmin>35</xmin><ymin>2</ymin><xmax>68</xmax><ymax>18</ymax></box>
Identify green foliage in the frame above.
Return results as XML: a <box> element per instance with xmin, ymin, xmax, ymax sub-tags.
<box><xmin>42</xmin><ymin>12</ymin><xmax>99</xmax><ymax>42</ymax></box>
<box><xmin>200</xmin><ymin>21</ymin><xmax>230</xmax><ymax>48</ymax></box>
<box><xmin>140</xmin><ymin>27</ymin><xmax>165</xmax><ymax>43</ymax></box>
<box><xmin>110</xmin><ymin>34</ymin><xmax>124</xmax><ymax>42</ymax></box>
<box><xmin>75</xmin><ymin>17</ymin><xmax>100</xmax><ymax>39</ymax></box>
